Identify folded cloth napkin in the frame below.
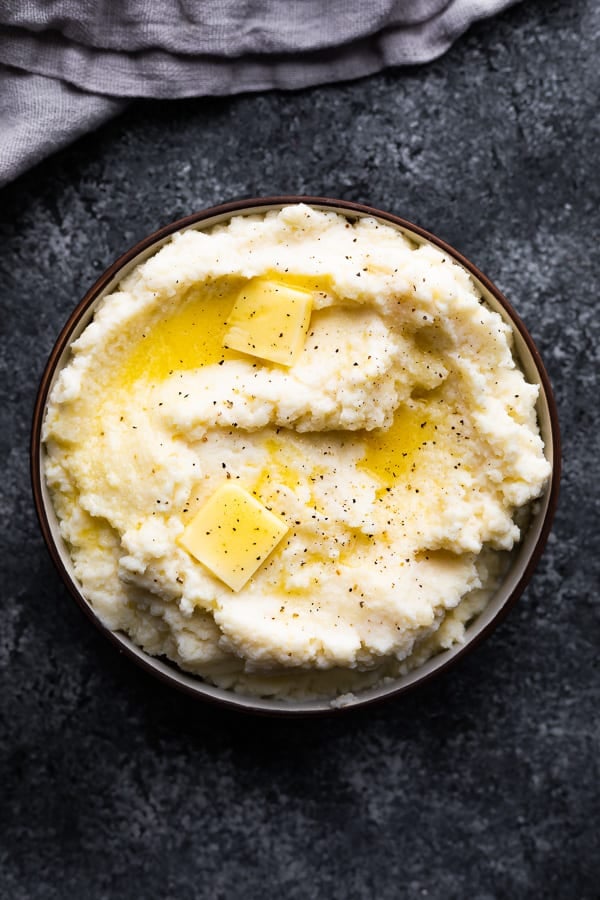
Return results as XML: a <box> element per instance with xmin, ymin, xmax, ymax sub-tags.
<box><xmin>0</xmin><ymin>0</ymin><xmax>520</xmax><ymax>185</ymax></box>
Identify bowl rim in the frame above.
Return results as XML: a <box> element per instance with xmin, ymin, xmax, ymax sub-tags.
<box><xmin>30</xmin><ymin>195</ymin><xmax>561</xmax><ymax>716</ymax></box>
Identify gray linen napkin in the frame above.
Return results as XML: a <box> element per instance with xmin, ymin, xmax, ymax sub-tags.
<box><xmin>0</xmin><ymin>0</ymin><xmax>520</xmax><ymax>185</ymax></box>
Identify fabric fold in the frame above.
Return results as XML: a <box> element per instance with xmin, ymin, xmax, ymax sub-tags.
<box><xmin>0</xmin><ymin>1</ymin><xmax>460</xmax><ymax>56</ymax></box>
<box><xmin>0</xmin><ymin>0</ymin><xmax>521</xmax><ymax>185</ymax></box>
<box><xmin>0</xmin><ymin>66</ymin><xmax>126</xmax><ymax>186</ymax></box>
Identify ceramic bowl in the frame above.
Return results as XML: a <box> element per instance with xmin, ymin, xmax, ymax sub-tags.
<box><xmin>31</xmin><ymin>197</ymin><xmax>561</xmax><ymax>715</ymax></box>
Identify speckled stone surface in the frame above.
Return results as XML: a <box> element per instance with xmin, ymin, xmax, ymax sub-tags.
<box><xmin>1</xmin><ymin>1</ymin><xmax>599</xmax><ymax>897</ymax></box>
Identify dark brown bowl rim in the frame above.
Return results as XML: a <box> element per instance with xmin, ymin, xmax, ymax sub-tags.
<box><xmin>31</xmin><ymin>195</ymin><xmax>561</xmax><ymax>716</ymax></box>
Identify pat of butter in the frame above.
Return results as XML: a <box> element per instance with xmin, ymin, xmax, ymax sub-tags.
<box><xmin>223</xmin><ymin>278</ymin><xmax>313</xmax><ymax>366</ymax></box>
<box><xmin>178</xmin><ymin>483</ymin><xmax>289</xmax><ymax>592</ymax></box>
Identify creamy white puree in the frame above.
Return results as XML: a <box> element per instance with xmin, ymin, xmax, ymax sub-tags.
<box><xmin>43</xmin><ymin>205</ymin><xmax>551</xmax><ymax>699</ymax></box>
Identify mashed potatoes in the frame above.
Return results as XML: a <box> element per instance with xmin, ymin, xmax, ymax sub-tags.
<box><xmin>43</xmin><ymin>204</ymin><xmax>551</xmax><ymax>699</ymax></box>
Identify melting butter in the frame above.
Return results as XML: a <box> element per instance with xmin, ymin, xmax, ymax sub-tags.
<box><xmin>117</xmin><ymin>280</ymin><xmax>245</xmax><ymax>387</ymax></box>
<box><xmin>358</xmin><ymin>405</ymin><xmax>438</xmax><ymax>487</ymax></box>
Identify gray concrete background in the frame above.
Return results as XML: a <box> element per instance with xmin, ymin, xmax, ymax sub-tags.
<box><xmin>1</xmin><ymin>1</ymin><xmax>598</xmax><ymax>897</ymax></box>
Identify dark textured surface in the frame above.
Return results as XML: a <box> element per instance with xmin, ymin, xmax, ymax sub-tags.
<box><xmin>1</xmin><ymin>1</ymin><xmax>599</xmax><ymax>897</ymax></box>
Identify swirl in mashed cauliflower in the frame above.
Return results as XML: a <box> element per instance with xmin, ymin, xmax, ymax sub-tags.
<box><xmin>43</xmin><ymin>205</ymin><xmax>551</xmax><ymax>699</ymax></box>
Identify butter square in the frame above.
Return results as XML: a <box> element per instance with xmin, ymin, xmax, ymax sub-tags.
<box><xmin>178</xmin><ymin>483</ymin><xmax>289</xmax><ymax>592</ymax></box>
<box><xmin>223</xmin><ymin>278</ymin><xmax>313</xmax><ymax>366</ymax></box>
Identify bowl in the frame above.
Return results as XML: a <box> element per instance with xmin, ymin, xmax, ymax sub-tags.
<box><xmin>31</xmin><ymin>196</ymin><xmax>561</xmax><ymax>715</ymax></box>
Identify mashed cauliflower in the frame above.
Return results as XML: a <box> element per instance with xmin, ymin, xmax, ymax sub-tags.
<box><xmin>43</xmin><ymin>205</ymin><xmax>551</xmax><ymax>699</ymax></box>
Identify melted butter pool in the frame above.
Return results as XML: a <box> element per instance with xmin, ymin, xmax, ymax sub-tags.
<box><xmin>118</xmin><ymin>280</ymin><xmax>244</xmax><ymax>387</ymax></box>
<box><xmin>358</xmin><ymin>406</ymin><xmax>439</xmax><ymax>487</ymax></box>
